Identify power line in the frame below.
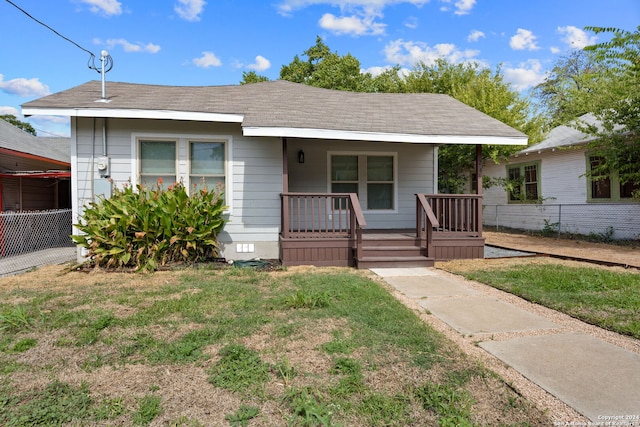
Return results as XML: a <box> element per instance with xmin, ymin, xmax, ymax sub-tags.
<box><xmin>4</xmin><ymin>0</ymin><xmax>102</xmax><ymax>70</ymax></box>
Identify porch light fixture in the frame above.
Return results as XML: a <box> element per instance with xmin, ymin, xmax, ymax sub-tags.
<box><xmin>298</xmin><ymin>150</ymin><xmax>305</xmax><ymax>164</ymax></box>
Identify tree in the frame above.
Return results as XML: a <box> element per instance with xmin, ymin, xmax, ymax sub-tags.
<box><xmin>580</xmin><ymin>26</ymin><xmax>640</xmax><ymax>198</ymax></box>
<box><xmin>280</xmin><ymin>36</ymin><xmax>374</xmax><ymax>91</ymax></box>
<box><xmin>532</xmin><ymin>50</ymin><xmax>602</xmax><ymax>127</ymax></box>
<box><xmin>240</xmin><ymin>71</ymin><xmax>269</xmax><ymax>85</ymax></box>
<box><xmin>1</xmin><ymin>114</ymin><xmax>36</xmax><ymax>136</ymax></box>
<box><xmin>403</xmin><ymin>60</ymin><xmax>546</xmax><ymax>192</ymax></box>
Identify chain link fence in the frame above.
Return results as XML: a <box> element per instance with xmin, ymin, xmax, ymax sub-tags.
<box><xmin>0</xmin><ymin>209</ymin><xmax>76</xmax><ymax>277</ymax></box>
<box><xmin>484</xmin><ymin>203</ymin><xmax>640</xmax><ymax>241</ymax></box>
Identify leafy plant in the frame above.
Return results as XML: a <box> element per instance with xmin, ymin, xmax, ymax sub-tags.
<box><xmin>11</xmin><ymin>338</ymin><xmax>37</xmax><ymax>353</ymax></box>
<box><xmin>72</xmin><ymin>181</ymin><xmax>227</xmax><ymax>271</ymax></box>
<box><xmin>415</xmin><ymin>382</ymin><xmax>474</xmax><ymax>427</ymax></box>
<box><xmin>0</xmin><ymin>305</ymin><xmax>38</xmax><ymax>332</ymax></box>
<box><xmin>284</xmin><ymin>387</ymin><xmax>337</xmax><ymax>427</ymax></box>
<box><xmin>133</xmin><ymin>394</ymin><xmax>162</xmax><ymax>426</ymax></box>
<box><xmin>540</xmin><ymin>219</ymin><xmax>559</xmax><ymax>237</ymax></box>
<box><xmin>208</xmin><ymin>344</ymin><xmax>270</xmax><ymax>394</ymax></box>
<box><xmin>94</xmin><ymin>397</ymin><xmax>126</xmax><ymax>420</ymax></box>
<box><xmin>1</xmin><ymin>380</ymin><xmax>94</xmax><ymax>426</ymax></box>
<box><xmin>225</xmin><ymin>404</ymin><xmax>260</xmax><ymax>427</ymax></box>
<box><xmin>272</xmin><ymin>356</ymin><xmax>298</xmax><ymax>385</ymax></box>
<box><xmin>282</xmin><ymin>289</ymin><xmax>332</xmax><ymax>309</ymax></box>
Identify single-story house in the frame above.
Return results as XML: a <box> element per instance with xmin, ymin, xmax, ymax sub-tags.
<box><xmin>482</xmin><ymin>114</ymin><xmax>640</xmax><ymax>240</ymax></box>
<box><xmin>22</xmin><ymin>79</ymin><xmax>527</xmax><ymax>267</ymax></box>
<box><xmin>0</xmin><ymin>118</ymin><xmax>71</xmax><ymax>211</ymax></box>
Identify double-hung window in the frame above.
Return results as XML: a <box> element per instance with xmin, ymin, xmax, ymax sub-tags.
<box><xmin>507</xmin><ymin>162</ymin><xmax>540</xmax><ymax>203</ymax></box>
<box><xmin>330</xmin><ymin>153</ymin><xmax>396</xmax><ymax>211</ymax></box>
<box><xmin>587</xmin><ymin>155</ymin><xmax>639</xmax><ymax>201</ymax></box>
<box><xmin>190</xmin><ymin>141</ymin><xmax>226</xmax><ymax>192</ymax></box>
<box><xmin>139</xmin><ymin>139</ymin><xmax>177</xmax><ymax>190</ymax></box>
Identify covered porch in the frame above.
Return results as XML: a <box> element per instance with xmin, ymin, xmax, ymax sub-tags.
<box><xmin>279</xmin><ymin>139</ymin><xmax>486</xmax><ymax>268</ymax></box>
<box><xmin>279</xmin><ymin>192</ymin><xmax>483</xmax><ymax>268</ymax></box>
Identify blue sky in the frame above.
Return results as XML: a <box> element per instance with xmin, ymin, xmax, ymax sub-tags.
<box><xmin>1</xmin><ymin>0</ymin><xmax>638</xmax><ymax>137</ymax></box>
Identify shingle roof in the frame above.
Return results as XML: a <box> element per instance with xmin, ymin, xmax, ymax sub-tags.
<box><xmin>0</xmin><ymin>118</ymin><xmax>70</xmax><ymax>164</ymax></box>
<box><xmin>23</xmin><ymin>79</ymin><xmax>527</xmax><ymax>141</ymax></box>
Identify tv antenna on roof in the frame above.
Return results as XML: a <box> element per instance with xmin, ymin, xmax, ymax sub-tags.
<box><xmin>89</xmin><ymin>50</ymin><xmax>114</xmax><ymax>101</ymax></box>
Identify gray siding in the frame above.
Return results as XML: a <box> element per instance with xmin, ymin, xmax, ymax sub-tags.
<box><xmin>72</xmin><ymin>118</ymin><xmax>282</xmax><ymax>260</ymax></box>
<box><xmin>287</xmin><ymin>139</ymin><xmax>435</xmax><ymax>229</ymax></box>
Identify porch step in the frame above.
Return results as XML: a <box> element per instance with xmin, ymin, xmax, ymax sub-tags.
<box><xmin>356</xmin><ymin>255</ymin><xmax>434</xmax><ymax>269</ymax></box>
<box><xmin>360</xmin><ymin>245</ymin><xmax>423</xmax><ymax>258</ymax></box>
<box><xmin>356</xmin><ymin>242</ymin><xmax>434</xmax><ymax>268</ymax></box>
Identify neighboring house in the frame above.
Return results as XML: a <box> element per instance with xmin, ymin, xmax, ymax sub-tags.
<box><xmin>0</xmin><ymin>118</ymin><xmax>71</xmax><ymax>211</ymax></box>
<box><xmin>22</xmin><ymin>80</ymin><xmax>527</xmax><ymax>267</ymax></box>
<box><xmin>482</xmin><ymin>114</ymin><xmax>640</xmax><ymax>239</ymax></box>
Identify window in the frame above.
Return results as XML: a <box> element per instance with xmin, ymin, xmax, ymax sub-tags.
<box><xmin>588</xmin><ymin>156</ymin><xmax>611</xmax><ymax>199</ymax></box>
<box><xmin>507</xmin><ymin>162</ymin><xmax>540</xmax><ymax>203</ymax></box>
<box><xmin>139</xmin><ymin>139</ymin><xmax>177</xmax><ymax>189</ymax></box>
<box><xmin>587</xmin><ymin>155</ymin><xmax>639</xmax><ymax>201</ymax></box>
<box><xmin>190</xmin><ymin>141</ymin><xmax>226</xmax><ymax>192</ymax></box>
<box><xmin>330</xmin><ymin>153</ymin><xmax>396</xmax><ymax>211</ymax></box>
<box><xmin>137</xmin><ymin>136</ymin><xmax>229</xmax><ymax>199</ymax></box>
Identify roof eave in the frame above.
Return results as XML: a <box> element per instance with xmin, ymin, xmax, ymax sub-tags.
<box><xmin>21</xmin><ymin>107</ymin><xmax>244</xmax><ymax>123</ymax></box>
<box><xmin>243</xmin><ymin>126</ymin><xmax>528</xmax><ymax>145</ymax></box>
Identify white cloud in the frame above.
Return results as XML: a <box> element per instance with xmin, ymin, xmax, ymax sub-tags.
<box><xmin>78</xmin><ymin>0</ymin><xmax>122</xmax><ymax>16</ymax></box>
<box><xmin>384</xmin><ymin>39</ymin><xmax>480</xmax><ymax>67</ymax></box>
<box><xmin>557</xmin><ymin>25</ymin><xmax>598</xmax><ymax>49</ymax></box>
<box><xmin>509</xmin><ymin>28</ymin><xmax>540</xmax><ymax>51</ymax></box>
<box><xmin>467</xmin><ymin>29</ymin><xmax>485</xmax><ymax>42</ymax></box>
<box><xmin>0</xmin><ymin>106</ymin><xmax>20</xmax><ymax>116</ymax></box>
<box><xmin>363</xmin><ymin>65</ymin><xmax>410</xmax><ymax>78</ymax></box>
<box><xmin>248</xmin><ymin>55</ymin><xmax>271</xmax><ymax>72</ymax></box>
<box><xmin>319</xmin><ymin>12</ymin><xmax>385</xmax><ymax>36</ymax></box>
<box><xmin>277</xmin><ymin>0</ymin><xmax>428</xmax><ymax>16</ymax></box>
<box><xmin>0</xmin><ymin>75</ymin><xmax>50</xmax><ymax>97</ymax></box>
<box><xmin>503</xmin><ymin>59</ymin><xmax>546</xmax><ymax>91</ymax></box>
<box><xmin>438</xmin><ymin>0</ymin><xmax>476</xmax><ymax>15</ymax></box>
<box><xmin>175</xmin><ymin>0</ymin><xmax>206</xmax><ymax>21</ymax></box>
<box><xmin>100</xmin><ymin>39</ymin><xmax>161</xmax><ymax>53</ymax></box>
<box><xmin>550</xmin><ymin>46</ymin><xmax>561</xmax><ymax>54</ymax></box>
<box><xmin>404</xmin><ymin>16</ymin><xmax>418</xmax><ymax>29</ymax></box>
<box><xmin>193</xmin><ymin>51</ymin><xmax>222</xmax><ymax>68</ymax></box>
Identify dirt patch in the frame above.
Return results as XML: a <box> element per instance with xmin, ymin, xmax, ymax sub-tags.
<box><xmin>484</xmin><ymin>230</ymin><xmax>640</xmax><ymax>268</ymax></box>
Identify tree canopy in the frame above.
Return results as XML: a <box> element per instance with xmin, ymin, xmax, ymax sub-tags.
<box><xmin>1</xmin><ymin>114</ymin><xmax>37</xmax><ymax>136</ymax></box>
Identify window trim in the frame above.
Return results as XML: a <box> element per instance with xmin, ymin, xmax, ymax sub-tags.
<box><xmin>506</xmin><ymin>161</ymin><xmax>541</xmax><ymax>204</ymax></box>
<box><xmin>327</xmin><ymin>151</ymin><xmax>398</xmax><ymax>213</ymax></box>
<box><xmin>131</xmin><ymin>132</ymin><xmax>233</xmax><ymax>211</ymax></box>
<box><xmin>586</xmin><ymin>153</ymin><xmax>639</xmax><ymax>202</ymax></box>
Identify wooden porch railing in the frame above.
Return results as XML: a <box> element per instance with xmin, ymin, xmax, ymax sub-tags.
<box><xmin>416</xmin><ymin>194</ymin><xmax>440</xmax><ymax>257</ymax></box>
<box><xmin>417</xmin><ymin>193</ymin><xmax>483</xmax><ymax>255</ymax></box>
<box><xmin>281</xmin><ymin>192</ymin><xmax>367</xmax><ymax>258</ymax></box>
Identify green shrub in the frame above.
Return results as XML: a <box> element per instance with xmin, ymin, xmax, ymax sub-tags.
<box><xmin>72</xmin><ymin>181</ymin><xmax>227</xmax><ymax>271</ymax></box>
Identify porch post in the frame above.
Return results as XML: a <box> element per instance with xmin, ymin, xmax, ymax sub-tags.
<box><xmin>282</xmin><ymin>138</ymin><xmax>289</xmax><ymax>193</ymax></box>
<box><xmin>281</xmin><ymin>138</ymin><xmax>289</xmax><ymax>238</ymax></box>
<box><xmin>475</xmin><ymin>144</ymin><xmax>483</xmax><ymax>236</ymax></box>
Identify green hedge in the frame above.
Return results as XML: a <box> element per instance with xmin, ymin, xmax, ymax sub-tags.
<box><xmin>73</xmin><ymin>182</ymin><xmax>227</xmax><ymax>271</ymax></box>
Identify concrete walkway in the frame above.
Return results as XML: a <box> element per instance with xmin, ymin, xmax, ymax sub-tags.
<box><xmin>371</xmin><ymin>267</ymin><xmax>640</xmax><ymax>423</ymax></box>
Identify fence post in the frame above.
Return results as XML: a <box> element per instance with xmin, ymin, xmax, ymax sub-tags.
<box><xmin>557</xmin><ymin>204</ymin><xmax>562</xmax><ymax>238</ymax></box>
<box><xmin>495</xmin><ymin>205</ymin><xmax>499</xmax><ymax>231</ymax></box>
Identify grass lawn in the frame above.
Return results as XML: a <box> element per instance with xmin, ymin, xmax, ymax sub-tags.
<box><xmin>439</xmin><ymin>259</ymin><xmax>640</xmax><ymax>339</ymax></box>
<box><xmin>0</xmin><ymin>264</ymin><xmax>549</xmax><ymax>426</ymax></box>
